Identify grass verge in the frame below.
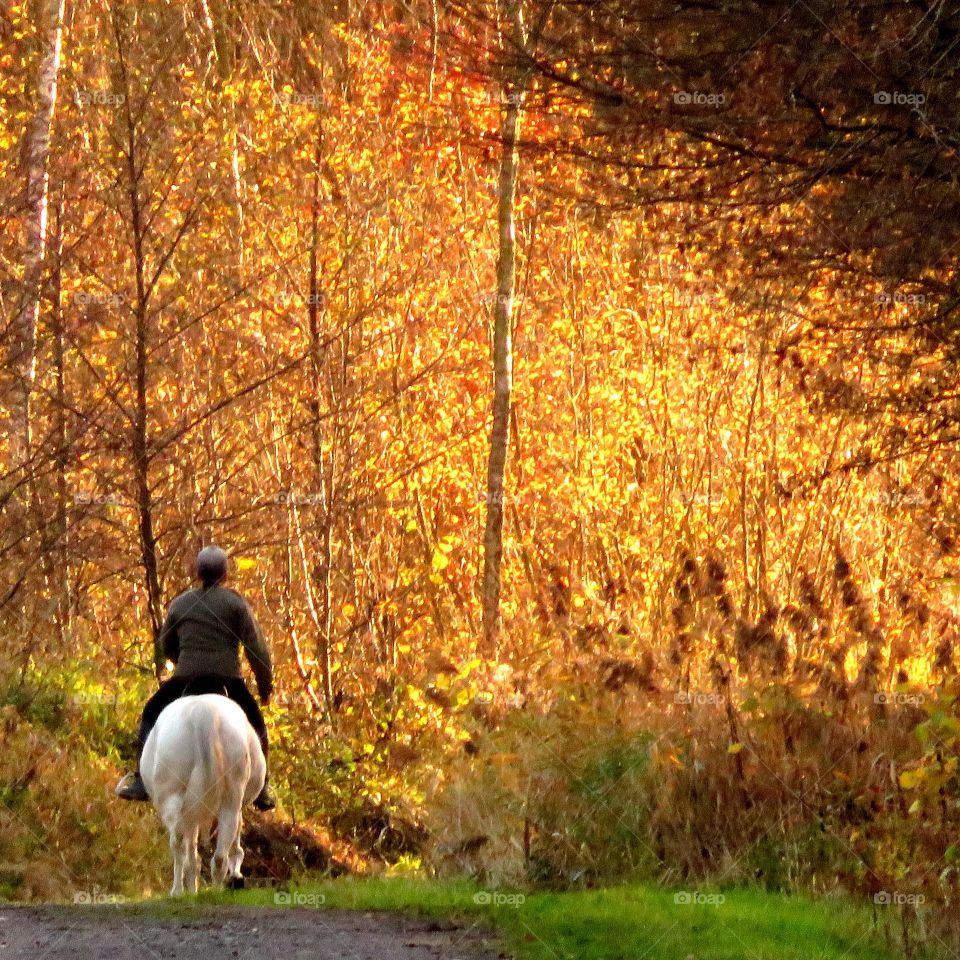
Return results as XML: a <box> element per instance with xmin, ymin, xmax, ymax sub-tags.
<box><xmin>147</xmin><ymin>876</ymin><xmax>915</xmax><ymax>960</ymax></box>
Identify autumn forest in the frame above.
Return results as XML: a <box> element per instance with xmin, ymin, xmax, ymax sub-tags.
<box><xmin>2</xmin><ymin>0</ymin><xmax>960</xmax><ymax>953</ymax></box>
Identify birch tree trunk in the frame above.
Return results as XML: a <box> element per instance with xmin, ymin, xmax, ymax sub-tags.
<box><xmin>9</xmin><ymin>0</ymin><xmax>65</xmax><ymax>470</ymax></box>
<box><xmin>480</xmin><ymin>0</ymin><xmax>527</xmax><ymax>658</ymax></box>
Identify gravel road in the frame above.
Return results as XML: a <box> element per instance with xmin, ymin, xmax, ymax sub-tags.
<box><xmin>0</xmin><ymin>904</ymin><xmax>504</xmax><ymax>960</ymax></box>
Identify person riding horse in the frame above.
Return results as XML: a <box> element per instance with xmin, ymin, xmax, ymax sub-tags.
<box><xmin>115</xmin><ymin>545</ymin><xmax>277</xmax><ymax>812</ymax></box>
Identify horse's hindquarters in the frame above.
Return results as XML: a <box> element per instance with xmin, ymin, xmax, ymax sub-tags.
<box><xmin>140</xmin><ymin>694</ymin><xmax>266</xmax><ymax>894</ymax></box>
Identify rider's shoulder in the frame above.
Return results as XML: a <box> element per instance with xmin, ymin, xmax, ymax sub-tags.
<box><xmin>170</xmin><ymin>587</ymin><xmax>200</xmax><ymax>607</ymax></box>
<box><xmin>218</xmin><ymin>586</ymin><xmax>248</xmax><ymax>605</ymax></box>
<box><xmin>173</xmin><ymin>584</ymin><xmax>247</xmax><ymax>610</ymax></box>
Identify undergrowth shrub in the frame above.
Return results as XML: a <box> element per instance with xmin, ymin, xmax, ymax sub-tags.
<box><xmin>425</xmin><ymin>679</ymin><xmax>939</xmax><ymax>900</ymax></box>
<box><xmin>424</xmin><ymin>543</ymin><xmax>960</xmax><ymax>958</ymax></box>
<box><xmin>0</xmin><ymin>701</ymin><xmax>166</xmax><ymax>900</ymax></box>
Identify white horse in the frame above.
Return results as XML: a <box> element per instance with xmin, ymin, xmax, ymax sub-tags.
<box><xmin>140</xmin><ymin>693</ymin><xmax>266</xmax><ymax>896</ymax></box>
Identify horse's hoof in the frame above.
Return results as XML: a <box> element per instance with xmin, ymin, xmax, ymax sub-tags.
<box><xmin>226</xmin><ymin>876</ymin><xmax>245</xmax><ymax>891</ymax></box>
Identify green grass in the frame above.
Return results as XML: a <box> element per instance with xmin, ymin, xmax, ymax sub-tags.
<box><xmin>140</xmin><ymin>876</ymin><xmax>915</xmax><ymax>960</ymax></box>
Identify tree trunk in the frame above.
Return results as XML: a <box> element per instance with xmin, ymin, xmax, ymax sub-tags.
<box><xmin>131</xmin><ymin>199</ymin><xmax>164</xmax><ymax>674</ymax></box>
<box><xmin>480</xmin><ymin>2</ymin><xmax>527</xmax><ymax>658</ymax></box>
<box><xmin>49</xmin><ymin>187</ymin><xmax>71</xmax><ymax>649</ymax></box>
<box><xmin>198</xmin><ymin>0</ymin><xmax>244</xmax><ymax>267</ymax></box>
<box><xmin>115</xmin><ymin>12</ymin><xmax>165</xmax><ymax>674</ymax></box>
<box><xmin>9</xmin><ymin>0</ymin><xmax>65</xmax><ymax>470</ymax></box>
<box><xmin>306</xmin><ymin>120</ymin><xmax>336</xmax><ymax>721</ymax></box>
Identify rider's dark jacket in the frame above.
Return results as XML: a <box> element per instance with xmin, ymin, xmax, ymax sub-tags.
<box><xmin>158</xmin><ymin>585</ymin><xmax>272</xmax><ymax>701</ymax></box>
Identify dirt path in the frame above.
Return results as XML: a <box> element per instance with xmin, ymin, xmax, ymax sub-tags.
<box><xmin>0</xmin><ymin>904</ymin><xmax>502</xmax><ymax>960</ymax></box>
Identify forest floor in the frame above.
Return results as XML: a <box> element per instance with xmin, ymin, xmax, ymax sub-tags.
<box><xmin>0</xmin><ymin>903</ymin><xmax>499</xmax><ymax>960</ymax></box>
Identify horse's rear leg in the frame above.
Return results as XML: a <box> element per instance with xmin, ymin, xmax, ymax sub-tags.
<box><xmin>161</xmin><ymin>796</ymin><xmax>188</xmax><ymax>896</ymax></box>
<box><xmin>183</xmin><ymin>821</ymin><xmax>200</xmax><ymax>894</ymax></box>
<box><xmin>167</xmin><ymin>824</ymin><xmax>188</xmax><ymax>896</ymax></box>
<box><xmin>211</xmin><ymin>805</ymin><xmax>242</xmax><ymax>886</ymax></box>
<box><xmin>226</xmin><ymin>812</ymin><xmax>245</xmax><ymax>881</ymax></box>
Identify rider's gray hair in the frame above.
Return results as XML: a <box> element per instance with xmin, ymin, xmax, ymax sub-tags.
<box><xmin>196</xmin><ymin>546</ymin><xmax>228</xmax><ymax>586</ymax></box>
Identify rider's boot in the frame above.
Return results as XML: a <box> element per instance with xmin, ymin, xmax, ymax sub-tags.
<box><xmin>115</xmin><ymin>770</ymin><xmax>149</xmax><ymax>801</ymax></box>
<box><xmin>252</xmin><ymin>773</ymin><xmax>277</xmax><ymax>811</ymax></box>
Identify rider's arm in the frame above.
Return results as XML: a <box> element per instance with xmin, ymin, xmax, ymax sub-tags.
<box><xmin>238</xmin><ymin>599</ymin><xmax>272</xmax><ymax>703</ymax></box>
<box><xmin>159</xmin><ymin>606</ymin><xmax>180</xmax><ymax>664</ymax></box>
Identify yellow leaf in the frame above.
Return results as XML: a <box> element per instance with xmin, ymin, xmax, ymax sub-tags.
<box><xmin>728</xmin><ymin>742</ymin><xmax>744</xmax><ymax>754</ymax></box>
<box><xmin>342</xmin><ymin>602</ymin><xmax>356</xmax><ymax>617</ymax></box>
<box><xmin>437</xmin><ymin>535</ymin><xmax>457</xmax><ymax>553</ymax></box>
<box><xmin>235</xmin><ymin>557</ymin><xmax>256</xmax><ymax>571</ymax></box>
<box><xmin>899</xmin><ymin>768</ymin><xmax>925</xmax><ymax>789</ymax></box>
<box><xmin>431</xmin><ymin>550</ymin><xmax>449</xmax><ymax>572</ymax></box>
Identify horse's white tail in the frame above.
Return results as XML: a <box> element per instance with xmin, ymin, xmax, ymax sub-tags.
<box><xmin>183</xmin><ymin>710</ymin><xmax>222</xmax><ymax>846</ymax></box>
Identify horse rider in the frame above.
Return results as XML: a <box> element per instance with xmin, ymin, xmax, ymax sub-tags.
<box><xmin>114</xmin><ymin>545</ymin><xmax>277</xmax><ymax>811</ymax></box>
